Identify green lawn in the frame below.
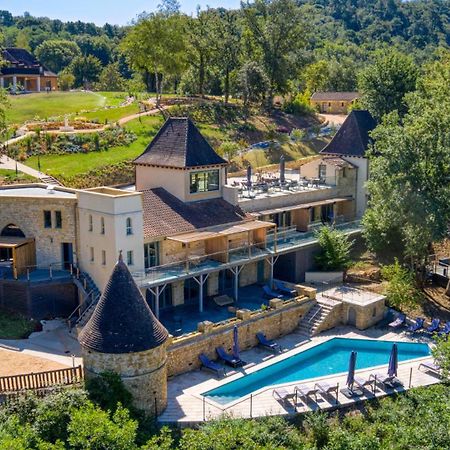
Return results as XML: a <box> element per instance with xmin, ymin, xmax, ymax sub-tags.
<box><xmin>6</xmin><ymin>91</ymin><xmax>132</xmax><ymax>125</ymax></box>
<box><xmin>75</xmin><ymin>103</ymin><xmax>140</xmax><ymax>124</ymax></box>
<box><xmin>0</xmin><ymin>168</ymin><xmax>34</xmax><ymax>183</ymax></box>
<box><xmin>25</xmin><ymin>115</ymin><xmax>163</xmax><ymax>179</ymax></box>
<box><xmin>0</xmin><ymin>309</ymin><xmax>38</xmax><ymax>339</ymax></box>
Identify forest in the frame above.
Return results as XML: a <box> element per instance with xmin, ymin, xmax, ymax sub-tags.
<box><xmin>1</xmin><ymin>0</ymin><xmax>449</xmax><ymax>99</ymax></box>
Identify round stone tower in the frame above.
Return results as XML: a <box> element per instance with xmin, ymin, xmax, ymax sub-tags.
<box><xmin>79</xmin><ymin>253</ymin><xmax>169</xmax><ymax>415</ymax></box>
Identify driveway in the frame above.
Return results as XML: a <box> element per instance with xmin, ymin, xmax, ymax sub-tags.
<box><xmin>319</xmin><ymin>113</ymin><xmax>348</xmax><ymax>127</ymax></box>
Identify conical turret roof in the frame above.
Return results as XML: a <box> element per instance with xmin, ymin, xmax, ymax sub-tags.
<box><xmin>79</xmin><ymin>254</ymin><xmax>168</xmax><ymax>354</ymax></box>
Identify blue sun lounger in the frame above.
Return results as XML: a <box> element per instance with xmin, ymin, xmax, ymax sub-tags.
<box><xmin>426</xmin><ymin>318</ymin><xmax>441</xmax><ymax>333</ymax></box>
<box><xmin>199</xmin><ymin>353</ymin><xmax>225</xmax><ymax>378</ymax></box>
<box><xmin>263</xmin><ymin>285</ymin><xmax>283</xmax><ymax>299</ymax></box>
<box><xmin>274</xmin><ymin>280</ymin><xmax>296</xmax><ymax>296</ymax></box>
<box><xmin>216</xmin><ymin>346</ymin><xmax>246</xmax><ymax>368</ymax></box>
<box><xmin>438</xmin><ymin>321</ymin><xmax>450</xmax><ymax>337</ymax></box>
<box><xmin>388</xmin><ymin>313</ymin><xmax>406</xmax><ymax>328</ymax></box>
<box><xmin>256</xmin><ymin>332</ymin><xmax>282</xmax><ymax>353</ymax></box>
<box><xmin>407</xmin><ymin>317</ymin><xmax>425</xmax><ymax>332</ymax></box>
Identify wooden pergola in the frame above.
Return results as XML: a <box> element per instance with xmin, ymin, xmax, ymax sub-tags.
<box><xmin>0</xmin><ymin>237</ymin><xmax>36</xmax><ymax>278</ymax></box>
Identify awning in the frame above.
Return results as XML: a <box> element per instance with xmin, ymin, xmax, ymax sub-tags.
<box><xmin>256</xmin><ymin>197</ymin><xmax>353</xmax><ymax>216</ymax></box>
<box><xmin>167</xmin><ymin>220</ymin><xmax>275</xmax><ymax>244</ymax></box>
<box><xmin>0</xmin><ymin>237</ymin><xmax>34</xmax><ymax>249</ymax></box>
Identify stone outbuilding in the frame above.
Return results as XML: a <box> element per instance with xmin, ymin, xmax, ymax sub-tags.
<box><xmin>79</xmin><ymin>253</ymin><xmax>169</xmax><ymax>415</ymax></box>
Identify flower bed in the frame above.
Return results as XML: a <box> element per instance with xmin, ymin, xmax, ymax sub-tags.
<box><xmin>10</xmin><ymin>127</ymin><xmax>137</xmax><ymax>160</ymax></box>
<box><xmin>26</xmin><ymin>121</ymin><xmax>103</xmax><ymax>131</ymax></box>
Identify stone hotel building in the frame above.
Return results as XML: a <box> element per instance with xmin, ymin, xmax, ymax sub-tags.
<box><xmin>0</xmin><ymin>111</ymin><xmax>376</xmax><ymax>336</ymax></box>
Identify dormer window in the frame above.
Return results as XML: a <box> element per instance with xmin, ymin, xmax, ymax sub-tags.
<box><xmin>190</xmin><ymin>170</ymin><xmax>219</xmax><ymax>194</ymax></box>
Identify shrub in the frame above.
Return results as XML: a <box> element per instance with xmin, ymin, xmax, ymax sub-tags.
<box><xmin>380</xmin><ymin>259</ymin><xmax>421</xmax><ymax>308</ymax></box>
<box><xmin>282</xmin><ymin>92</ymin><xmax>314</xmax><ymax>116</ymax></box>
<box><xmin>314</xmin><ymin>226</ymin><xmax>353</xmax><ymax>271</ymax></box>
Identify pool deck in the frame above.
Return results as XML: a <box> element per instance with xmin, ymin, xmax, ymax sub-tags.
<box><xmin>159</xmin><ymin>326</ymin><xmax>440</xmax><ymax>425</ymax></box>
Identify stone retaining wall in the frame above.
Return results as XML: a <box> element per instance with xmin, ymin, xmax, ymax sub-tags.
<box><xmin>166</xmin><ymin>289</ymin><xmax>316</xmax><ymax>377</ymax></box>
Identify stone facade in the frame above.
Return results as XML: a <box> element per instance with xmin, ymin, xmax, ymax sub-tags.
<box><xmin>0</xmin><ymin>195</ymin><xmax>77</xmax><ymax>268</ymax></box>
<box><xmin>82</xmin><ymin>341</ymin><xmax>170</xmax><ymax>415</ymax></box>
<box><xmin>166</xmin><ymin>295</ymin><xmax>315</xmax><ymax>377</ymax></box>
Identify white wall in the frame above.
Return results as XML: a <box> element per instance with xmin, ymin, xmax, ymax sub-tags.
<box><xmin>77</xmin><ymin>189</ymin><xmax>145</xmax><ymax>291</ymax></box>
<box><xmin>135</xmin><ymin>164</ymin><xmax>226</xmax><ymax>203</ymax></box>
<box><xmin>342</xmin><ymin>156</ymin><xmax>369</xmax><ymax>218</ymax></box>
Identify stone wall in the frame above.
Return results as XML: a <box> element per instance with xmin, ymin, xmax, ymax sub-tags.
<box><xmin>166</xmin><ymin>294</ymin><xmax>315</xmax><ymax>377</ymax></box>
<box><xmin>0</xmin><ymin>196</ymin><xmax>77</xmax><ymax>268</ymax></box>
<box><xmin>82</xmin><ymin>342</ymin><xmax>169</xmax><ymax>415</ymax></box>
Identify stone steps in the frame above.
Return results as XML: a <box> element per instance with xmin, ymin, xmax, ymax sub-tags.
<box><xmin>296</xmin><ymin>300</ymin><xmax>339</xmax><ymax>337</ymax></box>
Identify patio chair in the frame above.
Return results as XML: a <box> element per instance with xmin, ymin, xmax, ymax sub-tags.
<box><xmin>199</xmin><ymin>353</ymin><xmax>225</xmax><ymax>378</ymax></box>
<box><xmin>426</xmin><ymin>318</ymin><xmax>441</xmax><ymax>333</ymax></box>
<box><xmin>256</xmin><ymin>332</ymin><xmax>282</xmax><ymax>353</ymax></box>
<box><xmin>418</xmin><ymin>361</ymin><xmax>441</xmax><ymax>376</ymax></box>
<box><xmin>273</xmin><ymin>387</ymin><xmax>296</xmax><ymax>405</ymax></box>
<box><xmin>314</xmin><ymin>381</ymin><xmax>339</xmax><ymax>404</ymax></box>
<box><xmin>369</xmin><ymin>372</ymin><xmax>402</xmax><ymax>389</ymax></box>
<box><xmin>407</xmin><ymin>317</ymin><xmax>425</xmax><ymax>333</ymax></box>
<box><xmin>274</xmin><ymin>280</ymin><xmax>296</xmax><ymax>297</ymax></box>
<box><xmin>388</xmin><ymin>313</ymin><xmax>406</xmax><ymax>329</ymax></box>
<box><xmin>438</xmin><ymin>321</ymin><xmax>450</xmax><ymax>337</ymax></box>
<box><xmin>352</xmin><ymin>376</ymin><xmax>376</xmax><ymax>394</ymax></box>
<box><xmin>216</xmin><ymin>346</ymin><xmax>246</xmax><ymax>368</ymax></box>
<box><xmin>294</xmin><ymin>384</ymin><xmax>318</xmax><ymax>402</ymax></box>
<box><xmin>263</xmin><ymin>285</ymin><xmax>283</xmax><ymax>299</ymax></box>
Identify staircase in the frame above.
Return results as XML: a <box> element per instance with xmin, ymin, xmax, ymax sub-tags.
<box><xmin>297</xmin><ymin>297</ymin><xmax>341</xmax><ymax>338</ymax></box>
<box><xmin>68</xmin><ymin>271</ymin><xmax>101</xmax><ymax>335</ymax></box>
<box><xmin>39</xmin><ymin>175</ymin><xmax>63</xmax><ymax>186</ymax></box>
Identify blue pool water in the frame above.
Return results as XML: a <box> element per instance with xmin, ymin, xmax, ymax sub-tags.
<box><xmin>204</xmin><ymin>338</ymin><xmax>430</xmax><ymax>404</ymax></box>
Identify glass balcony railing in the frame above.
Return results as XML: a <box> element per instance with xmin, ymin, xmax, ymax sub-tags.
<box><xmin>133</xmin><ymin>221</ymin><xmax>362</xmax><ymax>286</ymax></box>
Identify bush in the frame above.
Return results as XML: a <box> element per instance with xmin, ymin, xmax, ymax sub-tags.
<box><xmin>314</xmin><ymin>226</ymin><xmax>354</xmax><ymax>271</ymax></box>
<box><xmin>380</xmin><ymin>259</ymin><xmax>422</xmax><ymax>308</ymax></box>
<box><xmin>282</xmin><ymin>92</ymin><xmax>314</xmax><ymax>116</ymax></box>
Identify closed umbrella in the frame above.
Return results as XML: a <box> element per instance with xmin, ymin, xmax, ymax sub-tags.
<box><xmin>346</xmin><ymin>351</ymin><xmax>357</xmax><ymax>389</ymax></box>
<box><xmin>246</xmin><ymin>165</ymin><xmax>252</xmax><ymax>189</ymax></box>
<box><xmin>280</xmin><ymin>155</ymin><xmax>286</xmax><ymax>183</ymax></box>
<box><xmin>388</xmin><ymin>343</ymin><xmax>398</xmax><ymax>377</ymax></box>
<box><xmin>232</xmin><ymin>325</ymin><xmax>240</xmax><ymax>359</ymax></box>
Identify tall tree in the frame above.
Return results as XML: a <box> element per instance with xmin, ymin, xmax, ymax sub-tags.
<box><xmin>358</xmin><ymin>49</ymin><xmax>418</xmax><ymax>121</ymax></box>
<box><xmin>363</xmin><ymin>55</ymin><xmax>450</xmax><ymax>272</ymax></box>
<box><xmin>69</xmin><ymin>55</ymin><xmax>102</xmax><ymax>88</ymax></box>
<box><xmin>121</xmin><ymin>12</ymin><xmax>186</xmax><ymax>103</ymax></box>
<box><xmin>211</xmin><ymin>9</ymin><xmax>242</xmax><ymax>103</ymax></box>
<box><xmin>242</xmin><ymin>0</ymin><xmax>305</xmax><ymax>105</ymax></box>
<box><xmin>35</xmin><ymin>39</ymin><xmax>81</xmax><ymax>73</ymax></box>
<box><xmin>185</xmin><ymin>8</ymin><xmax>216</xmax><ymax>97</ymax></box>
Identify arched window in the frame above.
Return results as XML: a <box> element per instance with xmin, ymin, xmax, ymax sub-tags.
<box><xmin>126</xmin><ymin>218</ymin><xmax>133</xmax><ymax>235</ymax></box>
<box><xmin>100</xmin><ymin>217</ymin><xmax>105</xmax><ymax>235</ymax></box>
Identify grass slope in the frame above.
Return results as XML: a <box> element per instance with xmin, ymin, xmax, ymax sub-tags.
<box><xmin>25</xmin><ymin>115</ymin><xmax>163</xmax><ymax>179</ymax></box>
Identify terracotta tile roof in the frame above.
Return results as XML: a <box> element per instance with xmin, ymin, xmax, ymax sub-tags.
<box><xmin>134</xmin><ymin>117</ymin><xmax>227</xmax><ymax>168</ymax></box>
<box><xmin>311</xmin><ymin>91</ymin><xmax>359</xmax><ymax>102</ymax></box>
<box><xmin>142</xmin><ymin>188</ymin><xmax>248</xmax><ymax>240</ymax></box>
<box><xmin>320</xmin><ymin>110</ymin><xmax>376</xmax><ymax>157</ymax></box>
<box><xmin>79</xmin><ymin>255</ymin><xmax>168</xmax><ymax>354</ymax></box>
<box><xmin>323</xmin><ymin>157</ymin><xmax>357</xmax><ymax>169</ymax></box>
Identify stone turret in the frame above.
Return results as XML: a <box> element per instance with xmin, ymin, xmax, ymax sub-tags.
<box><xmin>79</xmin><ymin>253</ymin><xmax>169</xmax><ymax>415</ymax></box>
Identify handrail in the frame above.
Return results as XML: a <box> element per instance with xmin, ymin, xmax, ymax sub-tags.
<box><xmin>308</xmin><ymin>305</ymin><xmax>323</xmax><ymax>323</ymax></box>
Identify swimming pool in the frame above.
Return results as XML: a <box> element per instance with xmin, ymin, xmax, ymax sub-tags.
<box><xmin>204</xmin><ymin>338</ymin><xmax>430</xmax><ymax>405</ymax></box>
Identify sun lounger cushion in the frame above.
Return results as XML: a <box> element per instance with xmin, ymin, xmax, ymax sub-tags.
<box><xmin>213</xmin><ymin>295</ymin><xmax>234</xmax><ymax>306</ymax></box>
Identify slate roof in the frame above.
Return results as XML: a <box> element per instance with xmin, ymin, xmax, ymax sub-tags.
<box><xmin>320</xmin><ymin>110</ymin><xmax>376</xmax><ymax>157</ymax></box>
<box><xmin>79</xmin><ymin>254</ymin><xmax>168</xmax><ymax>354</ymax></box>
<box><xmin>311</xmin><ymin>91</ymin><xmax>359</xmax><ymax>102</ymax></box>
<box><xmin>2</xmin><ymin>48</ymin><xmax>40</xmax><ymax>67</ymax></box>
<box><xmin>134</xmin><ymin>117</ymin><xmax>227</xmax><ymax>168</ymax></box>
<box><xmin>142</xmin><ymin>188</ymin><xmax>248</xmax><ymax>239</ymax></box>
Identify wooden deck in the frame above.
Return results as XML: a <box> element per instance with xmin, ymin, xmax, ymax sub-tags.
<box><xmin>158</xmin><ymin>327</ymin><xmax>440</xmax><ymax>425</ymax></box>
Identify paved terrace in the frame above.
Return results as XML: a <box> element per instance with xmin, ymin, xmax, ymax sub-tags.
<box><xmin>158</xmin><ymin>326</ymin><xmax>439</xmax><ymax>425</ymax></box>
